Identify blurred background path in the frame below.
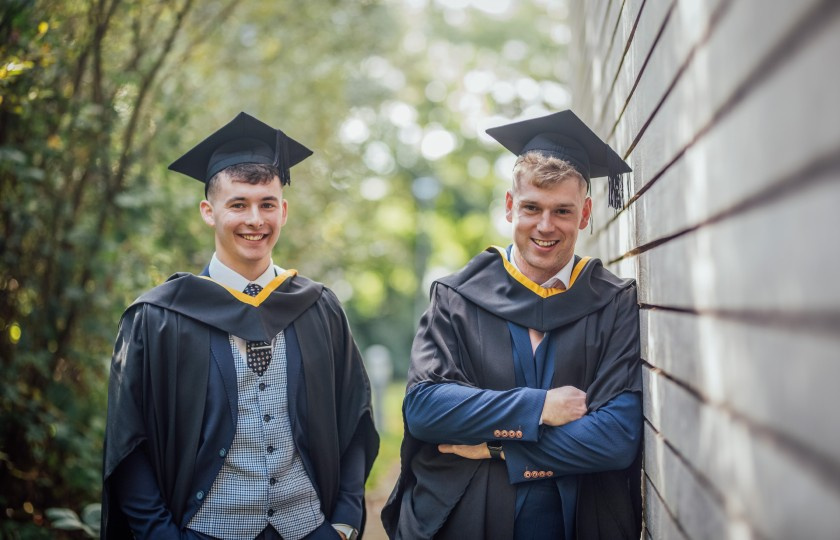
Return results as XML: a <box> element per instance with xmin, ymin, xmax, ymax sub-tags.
<box><xmin>362</xmin><ymin>382</ymin><xmax>405</xmax><ymax>540</ymax></box>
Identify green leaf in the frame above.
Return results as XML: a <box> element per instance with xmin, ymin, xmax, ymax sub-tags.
<box><xmin>45</xmin><ymin>507</ymin><xmax>79</xmax><ymax>521</ymax></box>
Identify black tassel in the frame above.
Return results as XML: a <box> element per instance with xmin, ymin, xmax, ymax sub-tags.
<box><xmin>608</xmin><ymin>172</ymin><xmax>624</xmax><ymax>210</ymax></box>
<box><xmin>274</xmin><ymin>130</ymin><xmax>291</xmax><ymax>186</ymax></box>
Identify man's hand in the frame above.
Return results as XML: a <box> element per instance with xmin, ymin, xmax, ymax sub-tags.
<box><xmin>438</xmin><ymin>442</ymin><xmax>502</xmax><ymax>460</ymax></box>
<box><xmin>540</xmin><ymin>385</ymin><xmax>587</xmax><ymax>426</ymax></box>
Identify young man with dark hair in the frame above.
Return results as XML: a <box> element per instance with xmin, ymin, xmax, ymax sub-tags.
<box><xmin>103</xmin><ymin>112</ymin><xmax>379</xmax><ymax>540</ymax></box>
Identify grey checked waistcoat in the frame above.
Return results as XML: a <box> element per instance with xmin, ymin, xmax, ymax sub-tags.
<box><xmin>188</xmin><ymin>332</ymin><xmax>325</xmax><ymax>540</ymax></box>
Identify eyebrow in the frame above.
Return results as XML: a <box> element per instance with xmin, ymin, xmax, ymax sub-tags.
<box><xmin>519</xmin><ymin>199</ymin><xmax>577</xmax><ymax>209</ymax></box>
<box><xmin>224</xmin><ymin>195</ymin><xmax>280</xmax><ymax>204</ymax></box>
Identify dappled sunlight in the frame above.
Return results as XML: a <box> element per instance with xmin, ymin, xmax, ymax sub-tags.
<box><xmin>364</xmin><ymin>141</ymin><xmax>397</xmax><ymax>174</ymax></box>
<box><xmin>388</xmin><ymin>266</ymin><xmax>418</xmax><ymax>297</ymax></box>
<box><xmin>360</xmin><ymin>55</ymin><xmax>406</xmax><ymax>91</ymax></box>
<box><xmin>374</xmin><ymin>203</ymin><xmax>416</xmax><ymax>236</ymax></box>
<box><xmin>338</xmin><ymin>116</ymin><xmax>370</xmax><ymax>145</ymax></box>
<box><xmin>467</xmin><ymin>155</ymin><xmax>490</xmax><ymax>178</ymax></box>
<box><xmin>491</xmin><ymin>199</ymin><xmax>512</xmax><ymax>239</ymax></box>
<box><xmin>381</xmin><ymin>100</ymin><xmax>418</xmax><ymax>128</ymax></box>
<box><xmin>420</xmin><ymin>125</ymin><xmax>458</xmax><ymax>160</ymax></box>
<box><xmin>360</xmin><ymin>176</ymin><xmax>390</xmax><ymax>201</ymax></box>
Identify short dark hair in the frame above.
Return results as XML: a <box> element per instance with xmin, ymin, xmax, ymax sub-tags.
<box><xmin>205</xmin><ymin>163</ymin><xmax>281</xmax><ymax>199</ymax></box>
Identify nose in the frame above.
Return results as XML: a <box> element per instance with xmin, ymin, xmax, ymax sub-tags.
<box><xmin>537</xmin><ymin>210</ymin><xmax>554</xmax><ymax>232</ymax></box>
<box><xmin>245</xmin><ymin>205</ymin><xmax>264</xmax><ymax>227</ymax></box>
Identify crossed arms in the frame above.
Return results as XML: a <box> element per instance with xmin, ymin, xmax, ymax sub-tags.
<box><xmin>403</xmin><ymin>280</ymin><xmax>642</xmax><ymax>483</ymax></box>
<box><xmin>404</xmin><ymin>381</ymin><xmax>641</xmax><ymax>483</ymax></box>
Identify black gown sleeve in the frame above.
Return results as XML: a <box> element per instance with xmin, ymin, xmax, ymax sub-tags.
<box><xmin>586</xmin><ymin>285</ymin><xmax>643</xmax><ymax>410</ymax></box>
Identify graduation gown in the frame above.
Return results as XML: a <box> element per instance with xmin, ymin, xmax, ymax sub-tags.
<box><xmin>381</xmin><ymin>247</ymin><xmax>642</xmax><ymax>539</ymax></box>
<box><xmin>102</xmin><ymin>270</ymin><xmax>379</xmax><ymax>538</ymax></box>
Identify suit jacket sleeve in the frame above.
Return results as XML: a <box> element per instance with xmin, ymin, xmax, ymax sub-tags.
<box><xmin>404</xmin><ymin>382</ymin><xmax>545</xmax><ymax>444</ymax></box>
<box><xmin>330</xmin><ymin>426</ymin><xmax>367</xmax><ymax>529</ymax></box>
<box><xmin>404</xmin><ymin>282</ymin><xmax>548</xmax><ymax>444</ymax></box>
<box><xmin>501</xmin><ymin>392</ymin><xmax>641</xmax><ymax>482</ymax></box>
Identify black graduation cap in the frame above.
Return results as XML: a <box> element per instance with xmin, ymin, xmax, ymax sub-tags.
<box><xmin>168</xmin><ymin>111</ymin><xmax>313</xmax><ymax>187</ymax></box>
<box><xmin>486</xmin><ymin>110</ymin><xmax>631</xmax><ymax>209</ymax></box>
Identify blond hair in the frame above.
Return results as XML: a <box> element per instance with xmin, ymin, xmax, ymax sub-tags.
<box><xmin>511</xmin><ymin>152</ymin><xmax>587</xmax><ymax>194</ymax></box>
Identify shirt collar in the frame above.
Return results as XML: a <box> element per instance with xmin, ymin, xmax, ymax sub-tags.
<box><xmin>208</xmin><ymin>253</ymin><xmax>281</xmax><ymax>291</ymax></box>
<box><xmin>508</xmin><ymin>245</ymin><xmax>574</xmax><ymax>290</ymax></box>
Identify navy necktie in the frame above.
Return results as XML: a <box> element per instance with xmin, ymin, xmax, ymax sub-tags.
<box><xmin>243</xmin><ymin>283</ymin><xmax>271</xmax><ymax>376</ymax></box>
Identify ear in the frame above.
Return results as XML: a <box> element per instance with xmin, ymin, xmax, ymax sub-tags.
<box><xmin>579</xmin><ymin>196</ymin><xmax>592</xmax><ymax>230</ymax></box>
<box><xmin>199</xmin><ymin>199</ymin><xmax>215</xmax><ymax>227</ymax></box>
<box><xmin>280</xmin><ymin>198</ymin><xmax>288</xmax><ymax>226</ymax></box>
<box><xmin>505</xmin><ymin>190</ymin><xmax>514</xmax><ymax>223</ymax></box>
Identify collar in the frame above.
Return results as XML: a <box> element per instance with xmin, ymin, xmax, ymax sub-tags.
<box><xmin>508</xmin><ymin>244</ymin><xmax>574</xmax><ymax>290</ymax></box>
<box><xmin>208</xmin><ymin>253</ymin><xmax>283</xmax><ymax>291</ymax></box>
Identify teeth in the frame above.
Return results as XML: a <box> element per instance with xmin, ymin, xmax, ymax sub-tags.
<box><xmin>533</xmin><ymin>239</ymin><xmax>557</xmax><ymax>247</ymax></box>
<box><xmin>242</xmin><ymin>234</ymin><xmax>265</xmax><ymax>241</ymax></box>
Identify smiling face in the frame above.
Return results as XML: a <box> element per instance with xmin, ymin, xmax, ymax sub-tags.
<box><xmin>505</xmin><ymin>171</ymin><xmax>591</xmax><ymax>285</ymax></box>
<box><xmin>199</xmin><ymin>172</ymin><xmax>287</xmax><ymax>280</ymax></box>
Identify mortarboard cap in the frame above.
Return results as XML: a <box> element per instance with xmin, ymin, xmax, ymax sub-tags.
<box><xmin>168</xmin><ymin>111</ymin><xmax>313</xmax><ymax>187</ymax></box>
<box><xmin>486</xmin><ymin>110</ymin><xmax>631</xmax><ymax>209</ymax></box>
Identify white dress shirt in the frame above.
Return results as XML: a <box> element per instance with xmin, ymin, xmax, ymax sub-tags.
<box><xmin>508</xmin><ymin>245</ymin><xmax>574</xmax><ymax>290</ymax></box>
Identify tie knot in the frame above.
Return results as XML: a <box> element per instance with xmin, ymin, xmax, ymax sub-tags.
<box><xmin>243</xmin><ymin>283</ymin><xmax>263</xmax><ymax>297</ymax></box>
<box><xmin>543</xmin><ymin>278</ymin><xmax>566</xmax><ymax>291</ymax></box>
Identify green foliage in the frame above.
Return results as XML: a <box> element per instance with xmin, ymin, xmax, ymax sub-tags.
<box><xmin>0</xmin><ymin>0</ymin><xmax>239</xmax><ymax>531</ymax></box>
<box><xmin>45</xmin><ymin>505</ymin><xmax>101</xmax><ymax>538</ymax></box>
<box><xmin>0</xmin><ymin>0</ymin><xmax>569</xmax><ymax>535</ymax></box>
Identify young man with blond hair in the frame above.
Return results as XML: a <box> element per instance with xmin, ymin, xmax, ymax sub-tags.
<box><xmin>383</xmin><ymin>111</ymin><xmax>642</xmax><ymax>540</ymax></box>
